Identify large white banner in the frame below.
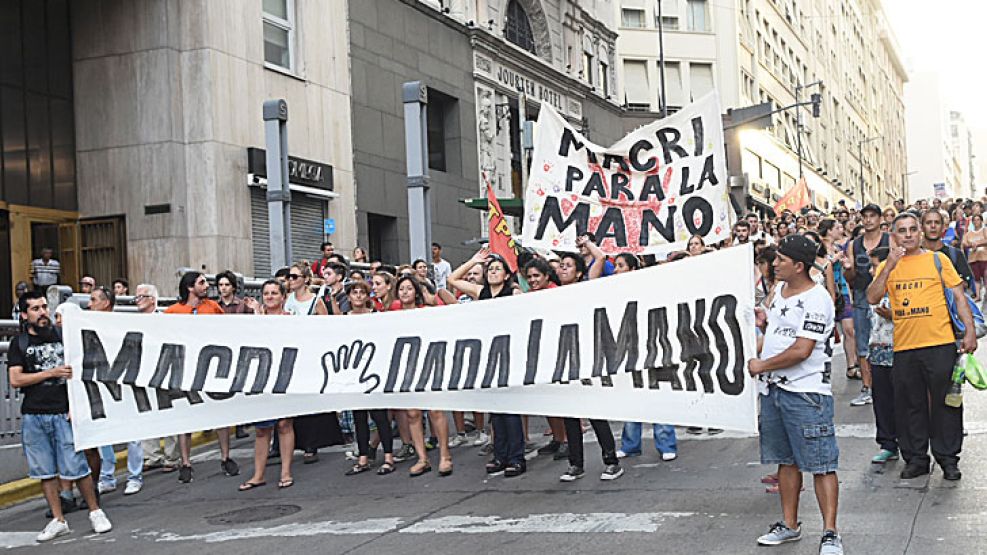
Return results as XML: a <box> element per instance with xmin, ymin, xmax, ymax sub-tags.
<box><xmin>522</xmin><ymin>92</ymin><xmax>733</xmax><ymax>256</ymax></box>
<box><xmin>63</xmin><ymin>246</ymin><xmax>758</xmax><ymax>449</ymax></box>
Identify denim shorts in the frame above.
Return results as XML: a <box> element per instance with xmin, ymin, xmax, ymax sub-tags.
<box><xmin>759</xmin><ymin>386</ymin><xmax>839</xmax><ymax>474</ymax></box>
<box><xmin>852</xmin><ymin>294</ymin><xmax>872</xmax><ymax>358</ymax></box>
<box><xmin>21</xmin><ymin>413</ymin><xmax>91</xmax><ymax>480</ymax></box>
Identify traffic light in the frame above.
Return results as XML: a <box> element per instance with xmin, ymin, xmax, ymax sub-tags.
<box><xmin>810</xmin><ymin>93</ymin><xmax>822</xmax><ymax>118</ymax></box>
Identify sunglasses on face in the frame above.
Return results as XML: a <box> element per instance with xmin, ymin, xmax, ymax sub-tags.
<box><xmin>287</xmin><ymin>274</ymin><xmax>302</xmax><ymax>280</ymax></box>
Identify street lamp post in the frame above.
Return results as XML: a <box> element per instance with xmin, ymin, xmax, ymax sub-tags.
<box><xmin>858</xmin><ymin>135</ymin><xmax>882</xmax><ymax>206</ymax></box>
<box><xmin>657</xmin><ymin>0</ymin><xmax>667</xmax><ymax>118</ymax></box>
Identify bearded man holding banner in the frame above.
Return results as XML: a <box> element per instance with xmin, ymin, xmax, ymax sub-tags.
<box><xmin>748</xmin><ymin>235</ymin><xmax>842</xmax><ymax>555</ymax></box>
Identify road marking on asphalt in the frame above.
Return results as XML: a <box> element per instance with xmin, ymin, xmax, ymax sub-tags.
<box><xmin>149</xmin><ymin>518</ymin><xmax>403</xmax><ymax>543</ymax></box>
<box><xmin>0</xmin><ymin>531</ymin><xmax>45</xmax><ymax>549</ymax></box>
<box><xmin>141</xmin><ymin>512</ymin><xmax>694</xmax><ymax>543</ymax></box>
<box><xmin>400</xmin><ymin>512</ymin><xmax>693</xmax><ymax>534</ymax></box>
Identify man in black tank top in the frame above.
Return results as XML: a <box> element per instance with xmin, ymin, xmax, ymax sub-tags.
<box><xmin>843</xmin><ymin>204</ymin><xmax>891</xmax><ymax>407</ymax></box>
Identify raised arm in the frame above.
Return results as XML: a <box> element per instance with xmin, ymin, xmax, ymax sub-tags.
<box><xmin>579</xmin><ymin>236</ymin><xmax>606</xmax><ymax>280</ymax></box>
<box><xmin>447</xmin><ymin>248</ymin><xmax>488</xmax><ymax>300</ymax></box>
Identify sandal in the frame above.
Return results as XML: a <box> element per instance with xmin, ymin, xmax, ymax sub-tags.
<box><xmin>345</xmin><ymin>463</ymin><xmax>372</xmax><ymax>476</ymax></box>
<box><xmin>377</xmin><ymin>462</ymin><xmax>395</xmax><ymax>475</ymax></box>
<box><xmin>278</xmin><ymin>478</ymin><xmax>294</xmax><ymax>489</ymax></box>
<box><xmin>409</xmin><ymin>460</ymin><xmax>432</xmax><ymax>477</ymax></box>
<box><xmin>438</xmin><ymin>457</ymin><xmax>454</xmax><ymax>477</ymax></box>
<box><xmin>238</xmin><ymin>481</ymin><xmax>266</xmax><ymax>491</ymax></box>
<box><xmin>765</xmin><ymin>483</ymin><xmax>805</xmax><ymax>494</ymax></box>
<box><xmin>845</xmin><ymin>365</ymin><xmax>861</xmax><ymax>380</ymax></box>
<box><xmin>303</xmin><ymin>452</ymin><xmax>319</xmax><ymax>464</ymax></box>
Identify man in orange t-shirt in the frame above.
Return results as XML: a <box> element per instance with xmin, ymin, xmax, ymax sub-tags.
<box><xmin>867</xmin><ymin>212</ymin><xmax>977</xmax><ymax>482</ymax></box>
<box><xmin>164</xmin><ymin>272</ymin><xmax>234</xmax><ymax>483</ymax></box>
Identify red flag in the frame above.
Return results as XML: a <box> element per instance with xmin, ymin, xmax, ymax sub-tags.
<box><xmin>483</xmin><ymin>173</ymin><xmax>519</xmax><ymax>271</ymax></box>
<box><xmin>773</xmin><ymin>176</ymin><xmax>811</xmax><ymax>214</ymax></box>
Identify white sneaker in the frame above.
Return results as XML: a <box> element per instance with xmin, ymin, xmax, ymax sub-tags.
<box><xmin>448</xmin><ymin>433</ymin><xmax>468</xmax><ymax>448</ymax></box>
<box><xmin>124</xmin><ymin>480</ymin><xmax>142</xmax><ymax>495</ymax></box>
<box><xmin>37</xmin><ymin>519</ymin><xmax>71</xmax><ymax>542</ymax></box>
<box><xmin>661</xmin><ymin>452</ymin><xmax>678</xmax><ymax>462</ymax></box>
<box><xmin>616</xmin><ymin>449</ymin><xmax>628</xmax><ymax>459</ymax></box>
<box><xmin>89</xmin><ymin>509</ymin><xmax>112</xmax><ymax>534</ymax></box>
<box><xmin>97</xmin><ymin>481</ymin><xmax>116</xmax><ymax>494</ymax></box>
<box><xmin>472</xmin><ymin>432</ymin><xmax>490</xmax><ymax>446</ymax></box>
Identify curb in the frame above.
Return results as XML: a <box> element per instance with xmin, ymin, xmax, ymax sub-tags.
<box><xmin>0</xmin><ymin>431</ymin><xmax>216</xmax><ymax>509</ymax></box>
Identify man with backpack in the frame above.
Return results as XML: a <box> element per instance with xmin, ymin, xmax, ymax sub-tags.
<box><xmin>8</xmin><ymin>291</ymin><xmax>112</xmax><ymax>541</ymax></box>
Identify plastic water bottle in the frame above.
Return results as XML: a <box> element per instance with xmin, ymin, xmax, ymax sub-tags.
<box><xmin>945</xmin><ymin>365</ymin><xmax>964</xmax><ymax>408</ymax></box>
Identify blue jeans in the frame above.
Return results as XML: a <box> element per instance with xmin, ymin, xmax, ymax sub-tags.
<box><xmin>491</xmin><ymin>413</ymin><xmax>525</xmax><ymax>465</ymax></box>
<box><xmin>621</xmin><ymin>422</ymin><xmax>677</xmax><ymax>455</ymax></box>
<box><xmin>99</xmin><ymin>442</ymin><xmax>143</xmax><ymax>487</ymax></box>
<box><xmin>852</xmin><ymin>292</ymin><xmax>872</xmax><ymax>358</ymax></box>
<box><xmin>22</xmin><ymin>413</ymin><xmax>90</xmax><ymax>480</ymax></box>
<box><xmin>759</xmin><ymin>385</ymin><xmax>839</xmax><ymax>474</ymax></box>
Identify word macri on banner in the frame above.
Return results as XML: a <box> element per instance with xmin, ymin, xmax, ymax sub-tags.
<box><xmin>522</xmin><ymin>92</ymin><xmax>733</xmax><ymax>256</ymax></box>
<box><xmin>62</xmin><ymin>247</ymin><xmax>758</xmax><ymax>448</ymax></box>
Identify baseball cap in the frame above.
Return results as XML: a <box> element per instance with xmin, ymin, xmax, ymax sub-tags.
<box><xmin>777</xmin><ymin>235</ymin><xmax>819</xmax><ymax>269</ymax></box>
<box><xmin>860</xmin><ymin>203</ymin><xmax>882</xmax><ymax>216</ymax></box>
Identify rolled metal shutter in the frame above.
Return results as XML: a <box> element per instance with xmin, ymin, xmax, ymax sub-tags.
<box><xmin>250</xmin><ymin>187</ymin><xmax>327</xmax><ymax>276</ymax></box>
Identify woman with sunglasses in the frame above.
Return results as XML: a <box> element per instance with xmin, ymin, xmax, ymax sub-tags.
<box><xmin>553</xmin><ymin>237</ymin><xmax>623</xmax><ymax>482</ymax></box>
<box><xmin>390</xmin><ymin>275</ymin><xmax>454</xmax><ymax>477</ymax></box>
<box><xmin>344</xmin><ymin>281</ymin><xmax>398</xmax><ymax>476</ymax></box>
<box><xmin>240</xmin><ymin>280</ymin><xmax>297</xmax><ymax>491</ymax></box>
<box><xmin>283</xmin><ymin>265</ymin><xmax>343</xmax><ymax>465</ymax></box>
<box><xmin>448</xmin><ymin>248</ymin><xmax>525</xmax><ymax>476</ymax></box>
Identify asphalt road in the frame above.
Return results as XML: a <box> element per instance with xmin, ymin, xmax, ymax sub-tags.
<box><xmin>1</xmin><ymin>353</ymin><xmax>986</xmax><ymax>554</ymax></box>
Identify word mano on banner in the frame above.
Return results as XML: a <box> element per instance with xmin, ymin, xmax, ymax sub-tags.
<box><xmin>62</xmin><ymin>247</ymin><xmax>758</xmax><ymax>449</ymax></box>
<box><xmin>522</xmin><ymin>92</ymin><xmax>733</xmax><ymax>256</ymax></box>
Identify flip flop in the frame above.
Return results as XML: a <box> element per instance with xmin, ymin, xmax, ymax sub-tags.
<box><xmin>303</xmin><ymin>452</ymin><xmax>319</xmax><ymax>464</ymax></box>
<box><xmin>278</xmin><ymin>478</ymin><xmax>294</xmax><ymax>489</ymax></box>
<box><xmin>238</xmin><ymin>481</ymin><xmax>266</xmax><ymax>491</ymax></box>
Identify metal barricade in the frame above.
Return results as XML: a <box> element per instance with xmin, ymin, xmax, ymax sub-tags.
<box><xmin>0</xmin><ymin>320</ymin><xmax>23</xmax><ymax>445</ymax></box>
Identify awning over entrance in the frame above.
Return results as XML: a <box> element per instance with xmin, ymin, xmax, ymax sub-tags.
<box><xmin>459</xmin><ymin>197</ymin><xmax>524</xmax><ymax>218</ymax></box>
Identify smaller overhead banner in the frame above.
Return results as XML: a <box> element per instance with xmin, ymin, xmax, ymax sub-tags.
<box><xmin>521</xmin><ymin>92</ymin><xmax>733</xmax><ymax>255</ymax></box>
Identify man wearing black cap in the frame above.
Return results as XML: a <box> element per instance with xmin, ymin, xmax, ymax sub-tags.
<box><xmin>843</xmin><ymin>203</ymin><xmax>891</xmax><ymax>405</ymax></box>
<box><xmin>749</xmin><ymin>235</ymin><xmax>842</xmax><ymax>554</ymax></box>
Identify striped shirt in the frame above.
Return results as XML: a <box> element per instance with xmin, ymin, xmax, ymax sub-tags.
<box><xmin>30</xmin><ymin>259</ymin><xmax>60</xmax><ymax>287</ymax></box>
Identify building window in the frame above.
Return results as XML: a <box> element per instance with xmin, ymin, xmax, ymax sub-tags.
<box><xmin>583</xmin><ymin>52</ymin><xmax>594</xmax><ymax>85</ymax></box>
<box><xmin>263</xmin><ymin>0</ymin><xmax>295</xmax><ymax>70</ymax></box>
<box><xmin>623</xmin><ymin>60</ymin><xmax>650</xmax><ymax>108</ymax></box>
<box><xmin>690</xmin><ymin>63</ymin><xmax>714</xmax><ymax>98</ymax></box>
<box><xmin>687</xmin><ymin>0</ymin><xmax>708</xmax><ymax>32</ymax></box>
<box><xmin>658</xmin><ymin>15</ymin><xmax>679</xmax><ymax>30</ymax></box>
<box><xmin>662</xmin><ymin>61</ymin><xmax>682</xmax><ymax>109</ymax></box>
<box><xmin>505</xmin><ymin>0</ymin><xmax>536</xmax><ymax>55</ymax></box>
<box><xmin>427</xmin><ymin>89</ymin><xmax>459</xmax><ymax>173</ymax></box>
<box><xmin>621</xmin><ymin>8</ymin><xmax>646</xmax><ymax>28</ymax></box>
<box><xmin>599</xmin><ymin>61</ymin><xmax>610</xmax><ymax>97</ymax></box>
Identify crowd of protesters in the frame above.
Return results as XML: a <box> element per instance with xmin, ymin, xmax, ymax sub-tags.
<box><xmin>10</xmin><ymin>194</ymin><xmax>986</xmax><ymax>553</ymax></box>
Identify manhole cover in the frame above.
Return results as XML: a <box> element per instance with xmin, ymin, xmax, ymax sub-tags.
<box><xmin>205</xmin><ymin>504</ymin><xmax>302</xmax><ymax>525</ymax></box>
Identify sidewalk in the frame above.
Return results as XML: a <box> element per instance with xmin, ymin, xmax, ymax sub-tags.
<box><xmin>0</xmin><ymin>431</ymin><xmax>215</xmax><ymax>509</ymax></box>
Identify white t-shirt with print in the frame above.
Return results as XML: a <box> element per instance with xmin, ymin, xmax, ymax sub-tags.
<box><xmin>759</xmin><ymin>282</ymin><xmax>835</xmax><ymax>395</ymax></box>
<box><xmin>433</xmin><ymin>259</ymin><xmax>452</xmax><ymax>290</ymax></box>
